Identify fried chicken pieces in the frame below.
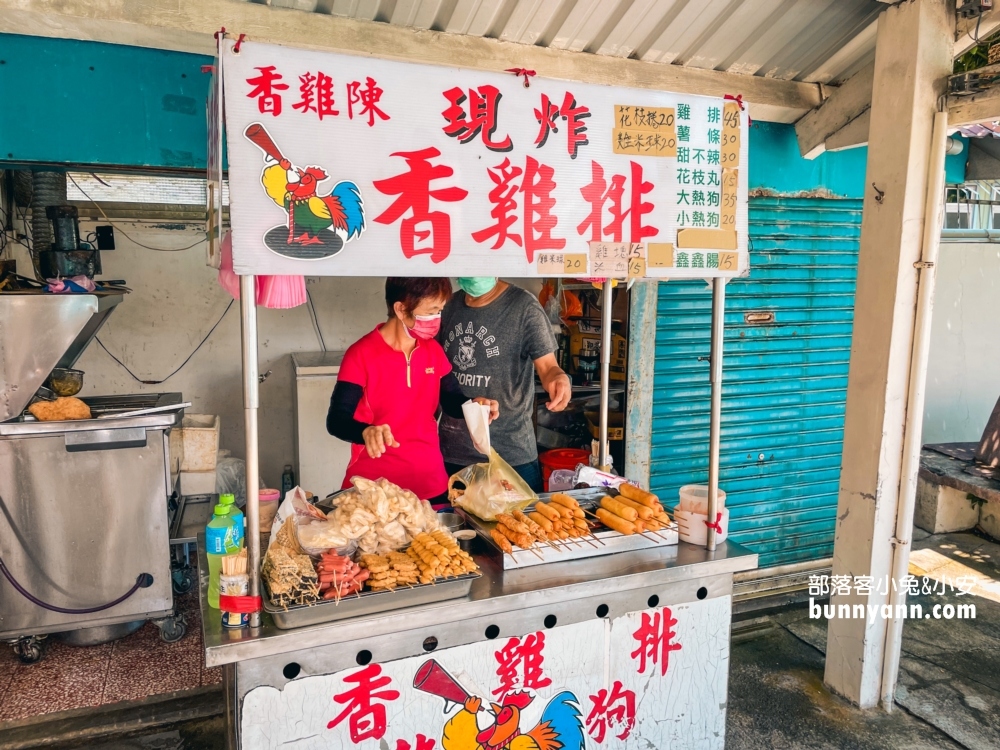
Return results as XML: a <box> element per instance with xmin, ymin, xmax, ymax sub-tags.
<box><xmin>27</xmin><ymin>397</ymin><xmax>91</xmax><ymax>421</ymax></box>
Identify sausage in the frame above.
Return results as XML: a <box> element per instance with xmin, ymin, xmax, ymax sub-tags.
<box><xmin>497</xmin><ymin>523</ymin><xmax>534</xmax><ymax>549</ymax></box>
<box><xmin>618</xmin><ymin>483</ymin><xmax>660</xmax><ymax>508</ymax></box>
<box><xmin>615</xmin><ymin>495</ymin><xmax>655</xmax><ymax>520</ymax></box>
<box><xmin>573</xmin><ymin>518</ymin><xmax>589</xmax><ymax>531</ymax></box>
<box><xmin>491</xmin><ymin>529</ymin><xmax>514</xmax><ymax>554</ymax></box>
<box><xmin>550</xmin><ymin>495</ymin><xmax>586</xmax><ymax>519</ymax></box>
<box><xmin>534</xmin><ymin>502</ymin><xmax>562</xmax><ymax>522</ymax></box>
<box><xmin>497</xmin><ymin>513</ymin><xmax>531</xmax><ymax>536</ymax></box>
<box><xmin>600</xmin><ymin>496</ymin><xmax>638</xmax><ymax>522</ymax></box>
<box><xmin>596</xmin><ymin>508</ymin><xmax>637</xmax><ymax>535</ymax></box>
<box><xmin>550</xmin><ymin>494</ymin><xmax>580</xmax><ymax>511</ymax></box>
<box><xmin>515</xmin><ymin>510</ymin><xmax>548</xmax><ymax>540</ymax></box>
<box><xmin>528</xmin><ymin>511</ymin><xmax>554</xmax><ymax>533</ymax></box>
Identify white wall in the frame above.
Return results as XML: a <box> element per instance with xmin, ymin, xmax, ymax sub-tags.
<box><xmin>922</xmin><ymin>242</ymin><xmax>1000</xmax><ymax>444</ymax></box>
<box><xmin>10</xmin><ymin>220</ymin><xmax>386</xmax><ymax>488</ymax></box>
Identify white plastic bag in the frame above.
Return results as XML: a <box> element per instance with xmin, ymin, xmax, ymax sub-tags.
<box><xmin>268</xmin><ymin>486</ymin><xmax>355</xmax><ymax>557</ymax></box>
<box><xmin>462</xmin><ymin>400</ymin><xmax>492</xmax><ymax>455</ymax></box>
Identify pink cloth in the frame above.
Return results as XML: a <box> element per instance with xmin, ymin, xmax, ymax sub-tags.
<box><xmin>217</xmin><ymin>232</ymin><xmax>306</xmax><ymax>309</ymax></box>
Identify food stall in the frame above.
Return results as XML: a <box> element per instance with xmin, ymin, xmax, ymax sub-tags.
<box><xmin>205</xmin><ymin>33</ymin><xmax>757</xmax><ymax>749</ymax></box>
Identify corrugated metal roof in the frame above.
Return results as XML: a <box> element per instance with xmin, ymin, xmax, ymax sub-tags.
<box><xmin>251</xmin><ymin>0</ymin><xmax>882</xmax><ymax>86</ymax></box>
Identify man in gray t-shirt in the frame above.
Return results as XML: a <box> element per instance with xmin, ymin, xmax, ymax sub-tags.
<box><xmin>438</xmin><ymin>278</ymin><xmax>572</xmax><ymax>491</ymax></box>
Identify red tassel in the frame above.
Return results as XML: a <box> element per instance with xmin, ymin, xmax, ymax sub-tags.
<box><xmin>505</xmin><ymin>67</ymin><xmax>536</xmax><ymax>87</ymax></box>
<box><xmin>704</xmin><ymin>512</ymin><xmax>723</xmax><ymax>534</ymax></box>
<box><xmin>724</xmin><ymin>93</ymin><xmax>751</xmax><ymax>125</ymax></box>
<box><xmin>233</xmin><ymin>33</ymin><xmax>246</xmax><ymax>54</ymax></box>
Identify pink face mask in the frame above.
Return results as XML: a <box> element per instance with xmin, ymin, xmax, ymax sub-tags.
<box><xmin>403</xmin><ymin>313</ymin><xmax>442</xmax><ymax>341</ymax></box>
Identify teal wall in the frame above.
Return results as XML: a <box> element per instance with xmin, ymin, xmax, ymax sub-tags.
<box><xmin>750</xmin><ymin>120</ymin><xmax>968</xmax><ymax>197</ymax></box>
<box><xmin>0</xmin><ymin>33</ymin><xmax>969</xmax><ymax>189</ymax></box>
<box><xmin>0</xmin><ymin>34</ymin><xmax>212</xmax><ymax>170</ymax></box>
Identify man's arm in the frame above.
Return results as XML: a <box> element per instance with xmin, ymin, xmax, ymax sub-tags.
<box><xmin>534</xmin><ymin>353</ymin><xmax>571</xmax><ymax>412</ymax></box>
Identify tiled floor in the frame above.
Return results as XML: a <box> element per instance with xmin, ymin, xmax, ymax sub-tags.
<box><xmin>0</xmin><ymin>591</ymin><xmax>220</xmax><ymax>724</ymax></box>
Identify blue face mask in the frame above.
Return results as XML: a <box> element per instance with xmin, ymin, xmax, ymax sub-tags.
<box><xmin>457</xmin><ymin>277</ymin><xmax>498</xmax><ymax>298</ymax></box>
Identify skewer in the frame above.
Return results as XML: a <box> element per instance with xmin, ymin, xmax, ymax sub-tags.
<box><xmin>527</xmin><ymin>545</ymin><xmax>546</xmax><ymax>561</ymax></box>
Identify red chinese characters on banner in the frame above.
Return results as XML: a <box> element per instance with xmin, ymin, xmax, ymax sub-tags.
<box><xmin>348</xmin><ymin>77</ymin><xmax>390</xmax><ymax>126</ymax></box>
<box><xmin>586</xmin><ymin>680</ymin><xmax>637</xmax><ymax>743</ymax></box>
<box><xmin>559</xmin><ymin>93</ymin><xmax>591</xmax><ymax>159</ymax></box>
<box><xmin>493</xmin><ymin>632</ymin><xmax>553</xmax><ymax>700</ymax></box>
<box><xmin>533</xmin><ymin>94</ymin><xmax>560</xmax><ymax>148</ymax></box>
<box><xmin>521</xmin><ymin>157</ymin><xmax>565</xmax><ymax>261</ymax></box>
<box><xmin>441</xmin><ymin>86</ymin><xmax>513</xmax><ymax>152</ymax></box>
<box><xmin>577</xmin><ymin>161</ymin><xmax>659</xmax><ymax>244</ymax></box>
<box><xmin>631</xmin><ymin>608</ymin><xmax>682</xmax><ymax>677</ymax></box>
<box><xmin>327</xmin><ymin>664</ymin><xmax>400</xmax><ymax>743</ymax></box>
<box><xmin>373</xmin><ymin>148</ymin><xmax>469</xmax><ymax>263</ymax></box>
<box><xmin>395</xmin><ymin>734</ymin><xmax>436</xmax><ymax>750</ymax></box>
<box><xmin>246</xmin><ymin>66</ymin><xmax>289</xmax><ymax>116</ymax></box>
<box><xmin>292</xmin><ymin>72</ymin><xmax>339</xmax><ymax>119</ymax></box>
<box><xmin>472</xmin><ymin>158</ymin><xmax>523</xmax><ymax>249</ymax></box>
<box><xmin>533</xmin><ymin>92</ymin><xmax>590</xmax><ymax>158</ymax></box>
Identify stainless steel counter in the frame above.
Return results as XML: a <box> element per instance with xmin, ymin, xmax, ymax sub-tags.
<box><xmin>200</xmin><ymin>537</ymin><xmax>756</xmax><ymax>668</ymax></box>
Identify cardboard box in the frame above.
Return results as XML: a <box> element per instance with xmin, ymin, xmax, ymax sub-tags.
<box><xmin>585</xmin><ymin>411</ymin><xmax>625</xmax><ymax>441</ymax></box>
<box><xmin>568</xmin><ymin>321</ymin><xmax>626</xmax><ymax>381</ymax></box>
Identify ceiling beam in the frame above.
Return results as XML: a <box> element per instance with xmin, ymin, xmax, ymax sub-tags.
<box><xmin>0</xmin><ymin>0</ymin><xmax>822</xmax><ymax>121</ymax></box>
<box><xmin>794</xmin><ymin>62</ymin><xmax>875</xmax><ymax>158</ymax></box>
<box><xmin>948</xmin><ymin>86</ymin><xmax>1000</xmax><ymax>127</ymax></box>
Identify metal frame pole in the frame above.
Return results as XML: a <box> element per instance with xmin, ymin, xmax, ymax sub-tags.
<box><xmin>240</xmin><ymin>274</ymin><xmax>262</xmax><ymax>628</ymax></box>
<box><xmin>599</xmin><ymin>280</ymin><xmax>613</xmax><ymax>470</ymax></box>
<box><xmin>706</xmin><ymin>277</ymin><xmax>726</xmax><ymax>552</ymax></box>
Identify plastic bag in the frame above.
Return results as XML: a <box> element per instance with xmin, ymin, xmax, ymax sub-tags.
<box><xmin>269</xmin><ymin>486</ymin><xmax>356</xmax><ymax>557</ymax></box>
<box><xmin>214</xmin><ymin>452</ymin><xmax>265</xmax><ymax>508</ymax></box>
<box><xmin>448</xmin><ymin>449</ymin><xmax>536</xmax><ymax>522</ymax></box>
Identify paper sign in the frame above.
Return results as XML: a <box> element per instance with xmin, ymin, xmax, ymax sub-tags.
<box><xmin>536</xmin><ymin>252</ymin><xmax>564</xmax><ymax>276</ymax></box>
<box><xmin>648</xmin><ymin>243</ymin><xmax>674</xmax><ymax>268</ymax></box>
<box><xmin>721</xmin><ymin>168</ymin><xmax>738</xmax><ymax>231</ymax></box>
<box><xmin>612</xmin><ymin>105</ymin><xmax>676</xmax><ymax>157</ymax></box>
<box><xmin>612</xmin><ymin>129</ymin><xmax>677</xmax><ymax>157</ymax></box>
<box><xmin>718</xmin><ymin>252</ymin><xmax>738</xmax><ymax>271</ymax></box>
<box><xmin>676</xmin><ymin>228</ymin><xmax>738</xmax><ymax>250</ymax></box>
<box><xmin>589</xmin><ymin>241</ymin><xmax>643</xmax><ymax>277</ymax></box>
<box><xmin>721</xmin><ymin>101</ymin><xmax>741</xmax><ymax>168</ymax></box>
<box><xmin>563</xmin><ymin>253</ymin><xmax>587</xmax><ymax>275</ymax></box>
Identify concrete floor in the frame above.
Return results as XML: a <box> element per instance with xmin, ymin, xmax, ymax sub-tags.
<box><xmin>17</xmin><ymin>531</ymin><xmax>1000</xmax><ymax>749</ymax></box>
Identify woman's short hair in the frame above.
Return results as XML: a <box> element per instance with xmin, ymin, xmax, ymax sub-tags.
<box><xmin>385</xmin><ymin>277</ymin><xmax>453</xmax><ymax>317</ymax></box>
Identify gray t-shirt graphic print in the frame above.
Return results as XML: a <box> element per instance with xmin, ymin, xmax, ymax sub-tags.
<box><xmin>438</xmin><ymin>285</ymin><xmax>557</xmax><ymax>467</ymax></box>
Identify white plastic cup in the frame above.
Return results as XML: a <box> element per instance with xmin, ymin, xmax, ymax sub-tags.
<box><xmin>678</xmin><ymin>484</ymin><xmax>726</xmax><ymax>515</ymax></box>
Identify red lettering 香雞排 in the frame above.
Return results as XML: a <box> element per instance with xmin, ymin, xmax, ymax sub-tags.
<box><xmin>471</xmin><ymin>158</ymin><xmax>523</xmax><ymax>249</ymax></box>
<box><xmin>373</xmin><ymin>147</ymin><xmax>469</xmax><ymax>263</ymax></box>
<box><xmin>327</xmin><ymin>663</ymin><xmax>400</xmax><ymax>743</ymax></box>
<box><xmin>246</xmin><ymin>66</ymin><xmax>289</xmax><ymax>116</ymax></box>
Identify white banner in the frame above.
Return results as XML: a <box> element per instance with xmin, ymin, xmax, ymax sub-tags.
<box><xmin>223</xmin><ymin>41</ymin><xmax>748</xmax><ymax>279</ymax></box>
<box><xmin>241</xmin><ymin>597</ymin><xmax>731</xmax><ymax>749</ymax></box>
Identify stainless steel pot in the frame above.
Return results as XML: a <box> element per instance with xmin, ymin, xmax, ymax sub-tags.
<box><xmin>55</xmin><ymin>621</ymin><xmax>144</xmax><ymax>647</ymax></box>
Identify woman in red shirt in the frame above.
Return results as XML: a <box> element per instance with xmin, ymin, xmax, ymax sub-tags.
<box><xmin>327</xmin><ymin>278</ymin><xmax>498</xmax><ymax>504</ymax></box>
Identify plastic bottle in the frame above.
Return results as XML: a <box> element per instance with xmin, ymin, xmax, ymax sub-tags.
<box><xmin>281</xmin><ymin>464</ymin><xmax>295</xmax><ymax>498</ymax></box>
<box><xmin>218</xmin><ymin>493</ymin><xmax>245</xmax><ymax>543</ymax></box>
<box><xmin>206</xmin><ymin>504</ymin><xmax>242</xmax><ymax>609</ymax></box>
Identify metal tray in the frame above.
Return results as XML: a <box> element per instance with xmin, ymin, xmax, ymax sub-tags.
<box><xmin>263</xmin><ymin>572</ymin><xmax>481</xmax><ymax>630</ymax></box>
<box><xmin>457</xmin><ymin>489</ymin><xmax>678</xmax><ymax>570</ymax></box>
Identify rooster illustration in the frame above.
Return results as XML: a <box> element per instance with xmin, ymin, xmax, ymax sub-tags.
<box><xmin>413</xmin><ymin>660</ymin><xmax>586</xmax><ymax>750</ymax></box>
<box><xmin>244</xmin><ymin>123</ymin><xmax>365</xmax><ymax>250</ymax></box>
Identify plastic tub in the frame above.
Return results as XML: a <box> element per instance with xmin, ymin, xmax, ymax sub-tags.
<box><xmin>259</xmin><ymin>488</ymin><xmax>281</xmax><ymax>533</ymax></box>
<box><xmin>678</xmin><ymin>484</ymin><xmax>727</xmax><ymax>515</ymax></box>
<box><xmin>548</xmin><ymin>469</ymin><xmax>577</xmax><ymax>492</ymax></box>
<box><xmin>675</xmin><ymin>507</ymin><xmax>730</xmax><ymax>545</ymax></box>
<box><xmin>539</xmin><ymin>448</ymin><xmax>590</xmax><ymax>491</ymax></box>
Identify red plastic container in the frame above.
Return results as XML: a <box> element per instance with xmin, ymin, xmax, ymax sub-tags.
<box><xmin>539</xmin><ymin>448</ymin><xmax>590</xmax><ymax>491</ymax></box>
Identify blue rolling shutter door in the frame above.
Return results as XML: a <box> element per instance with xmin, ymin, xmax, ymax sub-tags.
<box><xmin>650</xmin><ymin>197</ymin><xmax>861</xmax><ymax>569</ymax></box>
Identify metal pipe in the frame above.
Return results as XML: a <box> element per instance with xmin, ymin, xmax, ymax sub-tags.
<box><xmin>706</xmin><ymin>277</ymin><xmax>727</xmax><ymax>552</ymax></box>
<box><xmin>240</xmin><ymin>274</ymin><xmax>262</xmax><ymax>629</ymax></box>
<box><xmin>880</xmin><ymin>108</ymin><xmax>949</xmax><ymax>711</ymax></box>
<box><xmin>598</xmin><ymin>280</ymin><xmax>613</xmax><ymax>470</ymax></box>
